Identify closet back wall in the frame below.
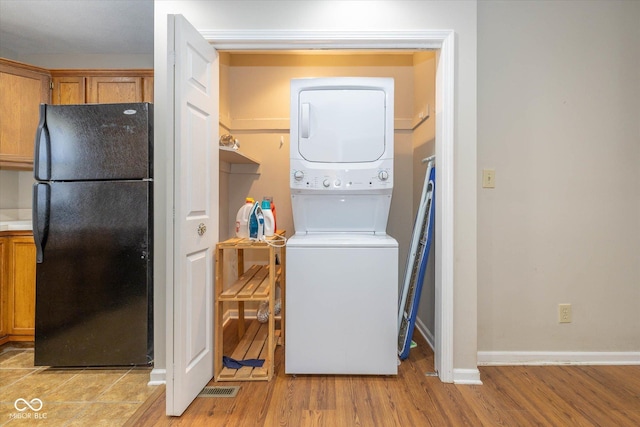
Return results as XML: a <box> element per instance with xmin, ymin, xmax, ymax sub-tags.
<box><xmin>218</xmin><ymin>52</ymin><xmax>424</xmax><ymax>282</ymax></box>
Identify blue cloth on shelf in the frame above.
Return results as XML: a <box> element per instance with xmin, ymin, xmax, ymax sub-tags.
<box><xmin>222</xmin><ymin>356</ymin><xmax>265</xmax><ymax>369</ymax></box>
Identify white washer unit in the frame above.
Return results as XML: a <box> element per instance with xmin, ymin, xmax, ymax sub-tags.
<box><xmin>286</xmin><ymin>77</ymin><xmax>398</xmax><ymax>375</ymax></box>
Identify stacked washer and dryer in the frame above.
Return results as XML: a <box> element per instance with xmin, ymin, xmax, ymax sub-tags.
<box><xmin>286</xmin><ymin>78</ymin><xmax>398</xmax><ymax>375</ymax></box>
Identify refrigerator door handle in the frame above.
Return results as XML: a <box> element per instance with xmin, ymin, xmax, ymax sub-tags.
<box><xmin>34</xmin><ymin>104</ymin><xmax>51</xmax><ymax>181</ymax></box>
<box><xmin>33</xmin><ymin>183</ymin><xmax>50</xmax><ymax>263</ymax></box>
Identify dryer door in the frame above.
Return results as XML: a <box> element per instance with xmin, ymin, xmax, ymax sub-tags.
<box><xmin>297</xmin><ymin>88</ymin><xmax>387</xmax><ymax>163</ymax></box>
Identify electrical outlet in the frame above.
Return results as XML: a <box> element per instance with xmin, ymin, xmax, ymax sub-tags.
<box><xmin>559</xmin><ymin>304</ymin><xmax>572</xmax><ymax>323</ymax></box>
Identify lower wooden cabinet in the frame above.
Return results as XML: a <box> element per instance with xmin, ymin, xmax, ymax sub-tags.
<box><xmin>0</xmin><ymin>232</ymin><xmax>36</xmax><ymax>344</ymax></box>
<box><xmin>0</xmin><ymin>238</ymin><xmax>7</xmax><ymax>341</ymax></box>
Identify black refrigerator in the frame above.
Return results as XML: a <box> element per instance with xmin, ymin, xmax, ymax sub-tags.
<box><xmin>32</xmin><ymin>103</ymin><xmax>153</xmax><ymax>367</ymax></box>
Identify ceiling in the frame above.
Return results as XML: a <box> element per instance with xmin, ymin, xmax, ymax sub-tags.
<box><xmin>0</xmin><ymin>0</ymin><xmax>153</xmax><ymax>56</ymax></box>
<box><xmin>0</xmin><ymin>1</ymin><xmax>423</xmax><ymax>59</ymax></box>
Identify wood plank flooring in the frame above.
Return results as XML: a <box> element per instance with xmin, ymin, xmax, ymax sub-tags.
<box><xmin>128</xmin><ymin>320</ymin><xmax>640</xmax><ymax>426</ymax></box>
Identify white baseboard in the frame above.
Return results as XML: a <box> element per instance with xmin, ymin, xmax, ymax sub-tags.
<box><xmin>414</xmin><ymin>317</ymin><xmax>435</xmax><ymax>351</ymax></box>
<box><xmin>453</xmin><ymin>368</ymin><xmax>482</xmax><ymax>385</ymax></box>
<box><xmin>148</xmin><ymin>368</ymin><xmax>166</xmax><ymax>385</ymax></box>
<box><xmin>414</xmin><ymin>319</ymin><xmax>481</xmax><ymax>384</ymax></box>
<box><xmin>478</xmin><ymin>351</ymin><xmax>640</xmax><ymax>366</ymax></box>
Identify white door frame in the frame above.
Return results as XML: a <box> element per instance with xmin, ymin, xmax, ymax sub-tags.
<box><xmin>201</xmin><ymin>30</ymin><xmax>456</xmax><ymax>382</ymax></box>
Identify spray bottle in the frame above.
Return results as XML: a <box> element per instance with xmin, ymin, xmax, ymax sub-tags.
<box><xmin>261</xmin><ymin>199</ymin><xmax>275</xmax><ymax>237</ymax></box>
<box><xmin>263</xmin><ymin>196</ymin><xmax>277</xmax><ymax>232</ymax></box>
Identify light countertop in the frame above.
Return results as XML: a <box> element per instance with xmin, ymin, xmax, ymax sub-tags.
<box><xmin>0</xmin><ymin>220</ymin><xmax>32</xmax><ymax>231</ymax></box>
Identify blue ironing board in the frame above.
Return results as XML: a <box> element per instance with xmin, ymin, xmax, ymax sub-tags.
<box><xmin>398</xmin><ymin>159</ymin><xmax>436</xmax><ymax>360</ymax></box>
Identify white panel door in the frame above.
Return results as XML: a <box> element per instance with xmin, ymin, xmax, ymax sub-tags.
<box><xmin>167</xmin><ymin>14</ymin><xmax>219</xmax><ymax>416</ymax></box>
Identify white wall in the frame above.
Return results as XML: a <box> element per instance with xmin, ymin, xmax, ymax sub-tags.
<box><xmin>0</xmin><ymin>170</ymin><xmax>20</xmax><ymax>209</ymax></box>
<box><xmin>0</xmin><ymin>171</ymin><xmax>35</xmax><ymax>210</ymax></box>
<box><xmin>224</xmin><ymin>53</ymin><xmax>415</xmax><ymax>267</ymax></box>
<box><xmin>477</xmin><ymin>1</ymin><xmax>640</xmax><ymax>360</ymax></box>
<box><xmin>412</xmin><ymin>52</ymin><xmax>438</xmax><ymax>342</ymax></box>
<box><xmin>154</xmin><ymin>0</ymin><xmax>478</xmax><ymax>375</ymax></box>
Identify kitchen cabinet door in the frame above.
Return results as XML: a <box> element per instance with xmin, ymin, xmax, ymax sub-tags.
<box><xmin>6</xmin><ymin>235</ymin><xmax>36</xmax><ymax>340</ymax></box>
<box><xmin>143</xmin><ymin>77</ymin><xmax>154</xmax><ymax>103</ymax></box>
<box><xmin>52</xmin><ymin>76</ymin><xmax>85</xmax><ymax>105</ymax></box>
<box><xmin>51</xmin><ymin>70</ymin><xmax>153</xmax><ymax>104</ymax></box>
<box><xmin>0</xmin><ymin>238</ymin><xmax>7</xmax><ymax>344</ymax></box>
<box><xmin>0</xmin><ymin>59</ymin><xmax>51</xmax><ymax>170</ymax></box>
<box><xmin>87</xmin><ymin>76</ymin><xmax>143</xmax><ymax>103</ymax></box>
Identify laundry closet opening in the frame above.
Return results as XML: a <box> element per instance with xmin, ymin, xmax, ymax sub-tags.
<box><xmin>216</xmin><ymin>50</ymin><xmax>438</xmax><ymax>350</ymax></box>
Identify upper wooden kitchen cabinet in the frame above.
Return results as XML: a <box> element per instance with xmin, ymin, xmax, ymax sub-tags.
<box><xmin>51</xmin><ymin>75</ymin><xmax>85</xmax><ymax>105</ymax></box>
<box><xmin>51</xmin><ymin>70</ymin><xmax>153</xmax><ymax>105</ymax></box>
<box><xmin>0</xmin><ymin>58</ymin><xmax>51</xmax><ymax>170</ymax></box>
<box><xmin>87</xmin><ymin>76</ymin><xmax>142</xmax><ymax>103</ymax></box>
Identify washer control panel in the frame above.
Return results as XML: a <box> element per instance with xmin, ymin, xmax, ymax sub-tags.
<box><xmin>291</xmin><ymin>165</ymin><xmax>393</xmax><ymax>190</ymax></box>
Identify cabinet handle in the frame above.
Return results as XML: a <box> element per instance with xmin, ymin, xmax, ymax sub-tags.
<box><xmin>197</xmin><ymin>223</ymin><xmax>207</xmax><ymax>236</ymax></box>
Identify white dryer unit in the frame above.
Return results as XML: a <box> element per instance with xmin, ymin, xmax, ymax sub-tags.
<box><xmin>286</xmin><ymin>77</ymin><xmax>398</xmax><ymax>375</ymax></box>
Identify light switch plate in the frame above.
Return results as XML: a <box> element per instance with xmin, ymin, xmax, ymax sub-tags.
<box><xmin>482</xmin><ymin>169</ymin><xmax>496</xmax><ymax>188</ymax></box>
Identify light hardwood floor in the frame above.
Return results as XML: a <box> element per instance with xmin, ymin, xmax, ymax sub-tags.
<box><xmin>128</xmin><ymin>320</ymin><xmax>640</xmax><ymax>426</ymax></box>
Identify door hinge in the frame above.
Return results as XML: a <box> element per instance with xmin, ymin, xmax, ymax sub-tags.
<box><xmin>50</xmin><ymin>81</ymin><xmax>54</xmax><ymax>90</ymax></box>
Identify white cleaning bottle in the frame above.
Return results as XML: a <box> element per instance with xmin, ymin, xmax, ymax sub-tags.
<box><xmin>235</xmin><ymin>198</ymin><xmax>254</xmax><ymax>238</ymax></box>
<box><xmin>261</xmin><ymin>199</ymin><xmax>275</xmax><ymax>237</ymax></box>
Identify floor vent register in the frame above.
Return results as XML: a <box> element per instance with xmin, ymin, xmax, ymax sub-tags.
<box><xmin>198</xmin><ymin>386</ymin><xmax>240</xmax><ymax>398</ymax></box>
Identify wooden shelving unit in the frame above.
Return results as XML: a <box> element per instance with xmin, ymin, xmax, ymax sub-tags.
<box><xmin>214</xmin><ymin>231</ymin><xmax>286</xmax><ymax>381</ymax></box>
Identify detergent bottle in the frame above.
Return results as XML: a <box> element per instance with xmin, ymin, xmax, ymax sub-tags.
<box><xmin>263</xmin><ymin>196</ymin><xmax>277</xmax><ymax>232</ymax></box>
<box><xmin>249</xmin><ymin>202</ymin><xmax>264</xmax><ymax>240</ymax></box>
<box><xmin>235</xmin><ymin>198</ymin><xmax>254</xmax><ymax>238</ymax></box>
<box><xmin>261</xmin><ymin>199</ymin><xmax>275</xmax><ymax>237</ymax></box>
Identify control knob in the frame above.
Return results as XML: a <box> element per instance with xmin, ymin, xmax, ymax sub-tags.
<box><xmin>323</xmin><ymin>179</ymin><xmax>331</xmax><ymax>188</ymax></box>
<box><xmin>293</xmin><ymin>170</ymin><xmax>304</xmax><ymax>181</ymax></box>
<box><xmin>378</xmin><ymin>170</ymin><xmax>389</xmax><ymax>181</ymax></box>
